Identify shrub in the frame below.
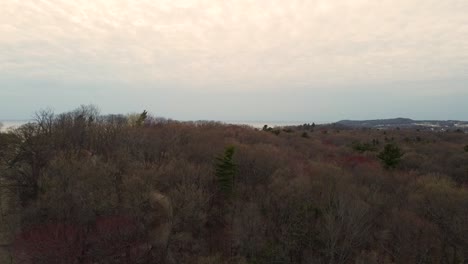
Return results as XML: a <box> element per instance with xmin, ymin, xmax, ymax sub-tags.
<box><xmin>13</xmin><ymin>223</ymin><xmax>86</xmax><ymax>263</ymax></box>
<box><xmin>271</xmin><ymin>129</ymin><xmax>281</xmax><ymax>135</ymax></box>
<box><xmin>351</xmin><ymin>141</ymin><xmax>377</xmax><ymax>153</ymax></box>
<box><xmin>13</xmin><ymin>216</ymin><xmax>145</xmax><ymax>263</ymax></box>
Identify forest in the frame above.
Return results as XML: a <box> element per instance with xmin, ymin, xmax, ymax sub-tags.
<box><xmin>0</xmin><ymin>105</ymin><xmax>467</xmax><ymax>264</ymax></box>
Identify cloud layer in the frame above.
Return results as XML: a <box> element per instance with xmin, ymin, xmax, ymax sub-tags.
<box><xmin>1</xmin><ymin>0</ymin><xmax>467</xmax><ymax>119</ymax></box>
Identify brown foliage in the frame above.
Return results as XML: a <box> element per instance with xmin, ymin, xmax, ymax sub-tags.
<box><xmin>1</xmin><ymin>107</ymin><xmax>467</xmax><ymax>263</ymax></box>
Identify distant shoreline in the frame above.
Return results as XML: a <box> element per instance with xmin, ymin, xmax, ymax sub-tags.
<box><xmin>0</xmin><ymin>120</ymin><xmax>330</xmax><ymax>131</ymax></box>
<box><xmin>0</xmin><ymin>120</ymin><xmax>31</xmax><ymax>132</ymax></box>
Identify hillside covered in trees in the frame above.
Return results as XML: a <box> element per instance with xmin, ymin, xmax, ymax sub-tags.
<box><xmin>0</xmin><ymin>105</ymin><xmax>467</xmax><ymax>264</ymax></box>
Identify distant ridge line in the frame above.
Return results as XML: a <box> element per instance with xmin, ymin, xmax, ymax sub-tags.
<box><xmin>335</xmin><ymin>118</ymin><xmax>468</xmax><ymax>131</ymax></box>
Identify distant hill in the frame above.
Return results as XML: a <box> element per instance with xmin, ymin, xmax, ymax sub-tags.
<box><xmin>336</xmin><ymin>118</ymin><xmax>468</xmax><ymax>131</ymax></box>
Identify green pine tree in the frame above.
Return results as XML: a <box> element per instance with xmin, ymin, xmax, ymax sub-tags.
<box><xmin>136</xmin><ymin>110</ymin><xmax>148</xmax><ymax>126</ymax></box>
<box><xmin>378</xmin><ymin>143</ymin><xmax>404</xmax><ymax>169</ymax></box>
<box><xmin>215</xmin><ymin>146</ymin><xmax>237</xmax><ymax>197</ymax></box>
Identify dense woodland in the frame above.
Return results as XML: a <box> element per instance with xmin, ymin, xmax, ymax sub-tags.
<box><xmin>0</xmin><ymin>105</ymin><xmax>467</xmax><ymax>264</ymax></box>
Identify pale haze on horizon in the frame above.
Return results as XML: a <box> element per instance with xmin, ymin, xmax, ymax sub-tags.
<box><xmin>1</xmin><ymin>0</ymin><xmax>467</xmax><ymax>121</ymax></box>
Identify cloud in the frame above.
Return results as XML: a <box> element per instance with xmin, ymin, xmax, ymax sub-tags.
<box><xmin>0</xmin><ymin>0</ymin><xmax>467</xmax><ymax>93</ymax></box>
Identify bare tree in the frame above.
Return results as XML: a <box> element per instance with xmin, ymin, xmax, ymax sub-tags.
<box><xmin>34</xmin><ymin>108</ymin><xmax>54</xmax><ymax>135</ymax></box>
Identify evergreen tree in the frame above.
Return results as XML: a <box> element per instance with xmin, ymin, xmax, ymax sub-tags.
<box><xmin>378</xmin><ymin>143</ymin><xmax>404</xmax><ymax>169</ymax></box>
<box><xmin>136</xmin><ymin>110</ymin><xmax>148</xmax><ymax>126</ymax></box>
<box><xmin>215</xmin><ymin>146</ymin><xmax>237</xmax><ymax>197</ymax></box>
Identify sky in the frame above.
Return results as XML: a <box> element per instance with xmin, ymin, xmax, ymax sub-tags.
<box><xmin>1</xmin><ymin>0</ymin><xmax>467</xmax><ymax>122</ymax></box>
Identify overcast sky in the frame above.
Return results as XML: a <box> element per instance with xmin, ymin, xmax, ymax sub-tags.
<box><xmin>1</xmin><ymin>0</ymin><xmax>467</xmax><ymax>121</ymax></box>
